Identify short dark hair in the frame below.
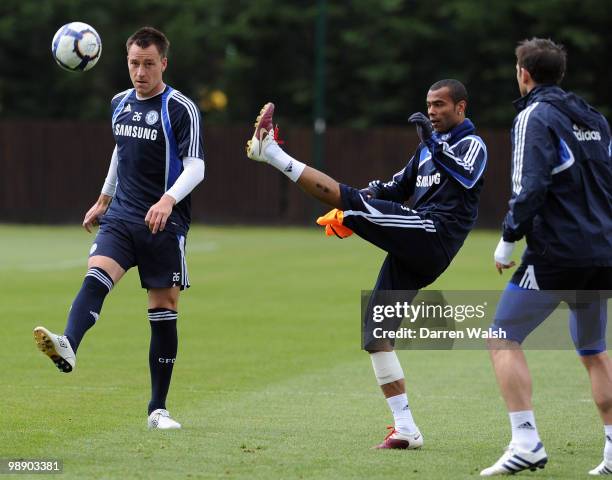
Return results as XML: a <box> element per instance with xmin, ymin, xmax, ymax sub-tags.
<box><xmin>429</xmin><ymin>79</ymin><xmax>468</xmax><ymax>104</ymax></box>
<box><xmin>515</xmin><ymin>38</ymin><xmax>566</xmax><ymax>85</ymax></box>
<box><xmin>126</xmin><ymin>27</ymin><xmax>170</xmax><ymax>58</ymax></box>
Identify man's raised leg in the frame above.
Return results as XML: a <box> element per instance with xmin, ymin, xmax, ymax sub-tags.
<box><xmin>247</xmin><ymin>103</ymin><xmax>428</xmax><ymax>450</ymax></box>
<box><xmin>34</xmin><ymin>255</ymin><xmax>124</xmax><ymax>372</ymax></box>
<box><xmin>246</xmin><ymin>103</ymin><xmax>342</xmax><ymax>209</ymax></box>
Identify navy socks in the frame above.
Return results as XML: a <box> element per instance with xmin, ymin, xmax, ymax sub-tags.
<box><xmin>64</xmin><ymin>267</ymin><xmax>113</xmax><ymax>352</ymax></box>
<box><xmin>64</xmin><ymin>270</ymin><xmax>178</xmax><ymax>415</ymax></box>
<box><xmin>147</xmin><ymin>309</ymin><xmax>178</xmax><ymax>415</ymax></box>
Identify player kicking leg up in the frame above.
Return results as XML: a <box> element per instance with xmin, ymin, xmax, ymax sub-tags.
<box><xmin>34</xmin><ymin>218</ymin><xmax>182</xmax><ymax>430</ymax></box>
<box><xmin>34</xmin><ymin>27</ymin><xmax>205</xmax><ymax>430</ymax></box>
<box><xmin>246</xmin><ymin>103</ymin><xmax>426</xmax><ymax>449</ymax></box>
<box><xmin>247</xmin><ymin>81</ymin><xmax>487</xmax><ymax>449</ymax></box>
<box><xmin>34</xmin><ymin>254</ymin><xmax>122</xmax><ymax>373</ymax></box>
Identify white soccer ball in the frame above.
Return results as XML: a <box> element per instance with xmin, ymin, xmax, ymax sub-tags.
<box><xmin>51</xmin><ymin>22</ymin><xmax>102</xmax><ymax>72</ymax></box>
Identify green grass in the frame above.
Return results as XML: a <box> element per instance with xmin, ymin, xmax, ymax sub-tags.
<box><xmin>1</xmin><ymin>225</ymin><xmax>602</xmax><ymax>479</ymax></box>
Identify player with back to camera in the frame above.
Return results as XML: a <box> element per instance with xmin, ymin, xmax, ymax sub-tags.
<box><xmin>33</xmin><ymin>26</ymin><xmax>205</xmax><ymax>430</ymax></box>
<box><xmin>246</xmin><ymin>79</ymin><xmax>487</xmax><ymax>449</ymax></box>
<box><xmin>481</xmin><ymin>38</ymin><xmax>612</xmax><ymax>476</ymax></box>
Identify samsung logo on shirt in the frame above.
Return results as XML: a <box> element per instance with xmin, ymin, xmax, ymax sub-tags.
<box><xmin>114</xmin><ymin>123</ymin><xmax>158</xmax><ymax>141</ymax></box>
<box><xmin>416</xmin><ymin>173</ymin><xmax>441</xmax><ymax>187</ymax></box>
<box><xmin>573</xmin><ymin>124</ymin><xmax>601</xmax><ymax>142</ymax></box>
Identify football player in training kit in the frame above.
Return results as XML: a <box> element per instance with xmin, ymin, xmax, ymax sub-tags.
<box><xmin>481</xmin><ymin>38</ymin><xmax>612</xmax><ymax>476</ymax></box>
<box><xmin>34</xmin><ymin>27</ymin><xmax>204</xmax><ymax>430</ymax></box>
<box><xmin>246</xmin><ymin>79</ymin><xmax>487</xmax><ymax>449</ymax></box>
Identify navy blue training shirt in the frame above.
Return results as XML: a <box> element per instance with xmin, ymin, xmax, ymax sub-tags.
<box><xmin>502</xmin><ymin>85</ymin><xmax>612</xmax><ymax>266</ymax></box>
<box><xmin>105</xmin><ymin>85</ymin><xmax>204</xmax><ymax>234</ymax></box>
<box><xmin>368</xmin><ymin>118</ymin><xmax>487</xmax><ymax>259</ymax></box>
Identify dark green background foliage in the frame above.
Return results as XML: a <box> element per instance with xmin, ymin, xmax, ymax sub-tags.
<box><xmin>0</xmin><ymin>0</ymin><xmax>610</xmax><ymax>126</ymax></box>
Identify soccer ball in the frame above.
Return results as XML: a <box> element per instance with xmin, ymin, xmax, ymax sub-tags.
<box><xmin>51</xmin><ymin>22</ymin><xmax>102</xmax><ymax>72</ymax></box>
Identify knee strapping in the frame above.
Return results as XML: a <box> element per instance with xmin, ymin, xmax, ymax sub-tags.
<box><xmin>370</xmin><ymin>351</ymin><xmax>404</xmax><ymax>386</ymax></box>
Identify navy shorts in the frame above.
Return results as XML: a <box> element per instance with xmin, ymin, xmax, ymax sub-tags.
<box><xmin>340</xmin><ymin>185</ymin><xmax>451</xmax><ymax>350</ymax></box>
<box><xmin>492</xmin><ymin>253</ymin><xmax>612</xmax><ymax>355</ymax></box>
<box><xmin>340</xmin><ymin>185</ymin><xmax>449</xmax><ymax>277</ymax></box>
<box><xmin>90</xmin><ymin>216</ymin><xmax>190</xmax><ymax>290</ymax></box>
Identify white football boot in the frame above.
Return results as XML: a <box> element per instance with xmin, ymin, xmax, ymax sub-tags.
<box><xmin>590</xmin><ymin>459</ymin><xmax>612</xmax><ymax>475</ymax></box>
<box><xmin>374</xmin><ymin>426</ymin><xmax>424</xmax><ymax>449</ymax></box>
<box><xmin>246</xmin><ymin>102</ymin><xmax>276</xmax><ymax>162</ymax></box>
<box><xmin>148</xmin><ymin>409</ymin><xmax>181</xmax><ymax>430</ymax></box>
<box><xmin>33</xmin><ymin>326</ymin><xmax>76</xmax><ymax>373</ymax></box>
<box><xmin>480</xmin><ymin>442</ymin><xmax>548</xmax><ymax>476</ymax></box>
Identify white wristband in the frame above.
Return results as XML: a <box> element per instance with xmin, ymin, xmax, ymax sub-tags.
<box><xmin>494</xmin><ymin>237</ymin><xmax>515</xmax><ymax>265</ymax></box>
<box><xmin>265</xmin><ymin>142</ymin><xmax>306</xmax><ymax>182</ymax></box>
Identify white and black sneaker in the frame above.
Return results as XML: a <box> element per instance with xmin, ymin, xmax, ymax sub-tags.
<box><xmin>33</xmin><ymin>326</ymin><xmax>76</xmax><ymax>373</ymax></box>
<box><xmin>148</xmin><ymin>409</ymin><xmax>181</xmax><ymax>430</ymax></box>
<box><xmin>590</xmin><ymin>459</ymin><xmax>612</xmax><ymax>475</ymax></box>
<box><xmin>480</xmin><ymin>442</ymin><xmax>548</xmax><ymax>476</ymax></box>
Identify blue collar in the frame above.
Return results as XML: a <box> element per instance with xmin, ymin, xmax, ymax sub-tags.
<box><xmin>431</xmin><ymin>118</ymin><xmax>475</xmax><ymax>145</ymax></box>
<box><xmin>512</xmin><ymin>84</ymin><xmax>559</xmax><ymax>112</ymax></box>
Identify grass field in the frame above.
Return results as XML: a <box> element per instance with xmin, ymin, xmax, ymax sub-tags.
<box><xmin>2</xmin><ymin>225</ymin><xmax>603</xmax><ymax>479</ymax></box>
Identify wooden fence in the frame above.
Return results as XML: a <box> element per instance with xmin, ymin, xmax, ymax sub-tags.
<box><xmin>0</xmin><ymin>121</ymin><xmax>511</xmax><ymax>228</ymax></box>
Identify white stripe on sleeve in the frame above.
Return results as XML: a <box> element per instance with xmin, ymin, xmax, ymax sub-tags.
<box><xmin>512</xmin><ymin>103</ymin><xmax>539</xmax><ymax>194</ymax></box>
<box><xmin>172</xmin><ymin>92</ymin><xmax>201</xmax><ymax>158</ymax></box>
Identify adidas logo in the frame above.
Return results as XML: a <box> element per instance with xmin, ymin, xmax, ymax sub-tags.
<box><xmin>90</xmin><ymin>311</ymin><xmax>100</xmax><ymax>322</ymax></box>
<box><xmin>517</xmin><ymin>421</ymin><xmax>535</xmax><ymax>430</ymax></box>
<box><xmin>518</xmin><ymin>265</ymin><xmax>539</xmax><ymax>290</ymax></box>
<box><xmin>284</xmin><ymin>161</ymin><xmax>293</xmax><ymax>173</ymax></box>
<box><xmin>573</xmin><ymin>124</ymin><xmax>601</xmax><ymax>142</ymax></box>
<box><xmin>123</xmin><ymin>103</ymin><xmax>131</xmax><ymax>113</ymax></box>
